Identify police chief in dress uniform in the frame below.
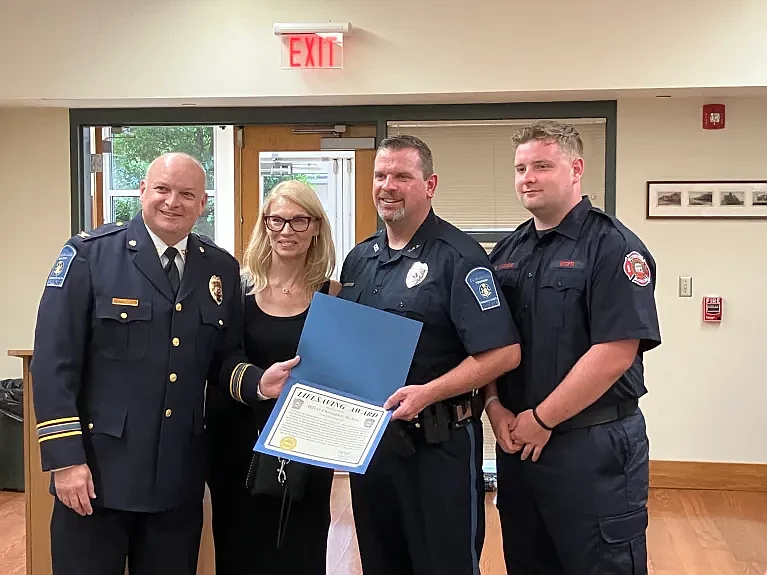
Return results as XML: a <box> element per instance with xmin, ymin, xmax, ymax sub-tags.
<box><xmin>484</xmin><ymin>121</ymin><xmax>661</xmax><ymax>575</ymax></box>
<box><xmin>338</xmin><ymin>135</ymin><xmax>522</xmax><ymax>575</ymax></box>
<box><xmin>31</xmin><ymin>153</ymin><xmax>297</xmax><ymax>575</ymax></box>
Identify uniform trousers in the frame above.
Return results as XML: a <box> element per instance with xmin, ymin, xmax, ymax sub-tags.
<box><xmin>50</xmin><ymin>497</ymin><xmax>203</xmax><ymax>575</ymax></box>
<box><xmin>496</xmin><ymin>409</ymin><xmax>650</xmax><ymax>575</ymax></box>
<box><xmin>350</xmin><ymin>418</ymin><xmax>485</xmax><ymax>575</ymax></box>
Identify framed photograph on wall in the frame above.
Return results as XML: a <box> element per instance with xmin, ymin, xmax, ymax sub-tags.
<box><xmin>646</xmin><ymin>180</ymin><xmax>767</xmax><ymax>219</ymax></box>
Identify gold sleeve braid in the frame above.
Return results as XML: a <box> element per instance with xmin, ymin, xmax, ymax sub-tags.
<box><xmin>229</xmin><ymin>363</ymin><xmax>251</xmax><ymax>404</ymax></box>
<box><xmin>37</xmin><ymin>416</ymin><xmax>82</xmax><ymax>443</ymax></box>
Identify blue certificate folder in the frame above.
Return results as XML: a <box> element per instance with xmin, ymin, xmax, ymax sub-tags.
<box><xmin>253</xmin><ymin>291</ymin><xmax>423</xmax><ymax>473</ymax></box>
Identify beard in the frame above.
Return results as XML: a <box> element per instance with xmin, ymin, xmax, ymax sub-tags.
<box><xmin>375</xmin><ymin>196</ymin><xmax>406</xmax><ymax>222</ymax></box>
<box><xmin>377</xmin><ymin>204</ymin><xmax>405</xmax><ymax>222</ymax></box>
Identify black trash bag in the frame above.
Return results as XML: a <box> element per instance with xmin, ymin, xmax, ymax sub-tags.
<box><xmin>0</xmin><ymin>378</ymin><xmax>23</xmax><ymax>421</ymax></box>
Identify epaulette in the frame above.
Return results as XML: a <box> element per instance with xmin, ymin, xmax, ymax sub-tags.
<box><xmin>434</xmin><ymin>217</ymin><xmax>495</xmax><ymax>259</ymax></box>
<box><xmin>589</xmin><ymin>206</ymin><xmax>624</xmax><ymax>231</ymax></box>
<box><xmin>75</xmin><ymin>220</ymin><xmax>128</xmax><ymax>242</ymax></box>
<box><xmin>360</xmin><ymin>228</ymin><xmax>384</xmax><ymax>244</ymax></box>
<box><xmin>589</xmin><ymin>205</ymin><xmax>613</xmax><ymax>220</ymax></box>
<box><xmin>194</xmin><ymin>232</ymin><xmax>238</xmax><ymax>263</ymax></box>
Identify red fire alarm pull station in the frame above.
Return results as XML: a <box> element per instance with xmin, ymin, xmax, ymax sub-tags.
<box><xmin>702</xmin><ymin>104</ymin><xmax>725</xmax><ymax>130</ymax></box>
<box><xmin>702</xmin><ymin>296</ymin><xmax>723</xmax><ymax>322</ymax></box>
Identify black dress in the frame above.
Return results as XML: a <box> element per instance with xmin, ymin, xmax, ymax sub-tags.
<box><xmin>207</xmin><ymin>280</ymin><xmax>334</xmax><ymax>575</ymax></box>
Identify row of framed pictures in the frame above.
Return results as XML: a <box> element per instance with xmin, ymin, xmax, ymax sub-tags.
<box><xmin>647</xmin><ymin>180</ymin><xmax>767</xmax><ymax>219</ymax></box>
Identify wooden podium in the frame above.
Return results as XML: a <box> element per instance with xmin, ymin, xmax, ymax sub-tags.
<box><xmin>8</xmin><ymin>350</ymin><xmax>216</xmax><ymax>575</ymax></box>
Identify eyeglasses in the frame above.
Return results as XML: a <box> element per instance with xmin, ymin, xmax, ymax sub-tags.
<box><xmin>264</xmin><ymin>215</ymin><xmax>317</xmax><ymax>232</ymax></box>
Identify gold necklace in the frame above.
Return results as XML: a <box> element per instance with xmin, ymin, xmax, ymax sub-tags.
<box><xmin>275</xmin><ymin>281</ymin><xmax>297</xmax><ymax>296</ymax></box>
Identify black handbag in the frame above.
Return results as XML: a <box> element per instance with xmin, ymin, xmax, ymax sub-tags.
<box><xmin>245</xmin><ymin>449</ymin><xmax>309</xmax><ymax>501</ymax></box>
<box><xmin>244</xmin><ymin>434</ymin><xmax>310</xmax><ymax>548</ymax></box>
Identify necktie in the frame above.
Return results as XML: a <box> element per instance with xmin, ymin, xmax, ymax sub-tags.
<box><xmin>163</xmin><ymin>247</ymin><xmax>180</xmax><ymax>295</ymax></box>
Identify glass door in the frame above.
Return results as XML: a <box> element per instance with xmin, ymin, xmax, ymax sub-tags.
<box><xmin>259</xmin><ymin>151</ymin><xmax>356</xmax><ymax>280</ymax></box>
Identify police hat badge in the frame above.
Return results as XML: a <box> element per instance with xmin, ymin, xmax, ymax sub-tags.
<box><xmin>209</xmin><ymin>275</ymin><xmax>223</xmax><ymax>305</ymax></box>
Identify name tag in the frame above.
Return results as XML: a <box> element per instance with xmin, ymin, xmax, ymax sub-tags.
<box><xmin>112</xmin><ymin>298</ymin><xmax>139</xmax><ymax>307</ymax></box>
<box><xmin>550</xmin><ymin>260</ymin><xmax>585</xmax><ymax>270</ymax></box>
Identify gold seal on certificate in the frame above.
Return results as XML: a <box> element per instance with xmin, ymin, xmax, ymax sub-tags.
<box><xmin>279</xmin><ymin>436</ymin><xmax>298</xmax><ymax>450</ymax></box>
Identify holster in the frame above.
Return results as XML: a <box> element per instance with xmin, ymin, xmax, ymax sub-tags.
<box><xmin>422</xmin><ymin>391</ymin><xmax>481</xmax><ymax>445</ymax></box>
<box><xmin>422</xmin><ymin>403</ymin><xmax>451</xmax><ymax>444</ymax></box>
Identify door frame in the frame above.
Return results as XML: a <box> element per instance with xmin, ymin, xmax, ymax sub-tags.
<box><xmin>68</xmin><ymin>100</ymin><xmax>618</xmax><ymax>242</ymax></box>
<box><xmin>257</xmin><ymin>150</ymin><xmax>356</xmax><ymax>277</ymax></box>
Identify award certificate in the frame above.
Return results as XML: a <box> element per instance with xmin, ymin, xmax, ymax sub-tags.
<box><xmin>260</xmin><ymin>382</ymin><xmax>390</xmax><ymax>473</ymax></box>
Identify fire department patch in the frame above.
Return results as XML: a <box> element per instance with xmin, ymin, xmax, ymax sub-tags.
<box><xmin>623</xmin><ymin>251</ymin><xmax>651</xmax><ymax>286</ymax></box>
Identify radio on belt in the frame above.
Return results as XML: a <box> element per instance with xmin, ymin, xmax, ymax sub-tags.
<box><xmin>702</xmin><ymin>296</ymin><xmax>722</xmax><ymax>322</ymax></box>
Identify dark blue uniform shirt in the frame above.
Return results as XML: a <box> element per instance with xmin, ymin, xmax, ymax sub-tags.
<box><xmin>31</xmin><ymin>213</ymin><xmax>261</xmax><ymax>512</ymax></box>
<box><xmin>489</xmin><ymin>197</ymin><xmax>661</xmax><ymax>415</ymax></box>
<box><xmin>339</xmin><ymin>209</ymin><xmax>520</xmax><ymax>390</ymax></box>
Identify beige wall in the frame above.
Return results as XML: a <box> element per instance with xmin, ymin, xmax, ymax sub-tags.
<box><xmin>0</xmin><ymin>108</ymin><xmax>71</xmax><ymax>378</ymax></box>
<box><xmin>2</xmin><ymin>98</ymin><xmax>765</xmax><ymax>464</ymax></box>
<box><xmin>617</xmin><ymin>97</ymin><xmax>767</xmax><ymax>464</ymax></box>
<box><xmin>2</xmin><ymin>0</ymin><xmax>767</xmax><ymax>106</ymax></box>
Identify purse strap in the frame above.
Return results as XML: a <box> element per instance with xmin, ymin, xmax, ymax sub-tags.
<box><xmin>277</xmin><ymin>465</ymin><xmax>293</xmax><ymax>550</ymax></box>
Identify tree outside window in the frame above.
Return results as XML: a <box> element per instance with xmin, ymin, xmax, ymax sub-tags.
<box><xmin>106</xmin><ymin>126</ymin><xmax>216</xmax><ymax>239</ymax></box>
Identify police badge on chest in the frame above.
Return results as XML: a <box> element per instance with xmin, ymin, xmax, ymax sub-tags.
<box><xmin>405</xmin><ymin>262</ymin><xmax>428</xmax><ymax>288</ymax></box>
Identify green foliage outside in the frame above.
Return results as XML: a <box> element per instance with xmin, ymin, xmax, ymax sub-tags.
<box><xmin>262</xmin><ymin>173</ymin><xmax>313</xmax><ymax>200</ymax></box>
<box><xmin>111</xmin><ymin>126</ymin><xmax>215</xmax><ymax>189</ymax></box>
<box><xmin>113</xmin><ymin>197</ymin><xmax>141</xmax><ymax>222</ymax></box>
<box><xmin>109</xmin><ymin>126</ymin><xmax>216</xmax><ymax>239</ymax></box>
<box><xmin>112</xmin><ymin>196</ymin><xmax>215</xmax><ymax>239</ymax></box>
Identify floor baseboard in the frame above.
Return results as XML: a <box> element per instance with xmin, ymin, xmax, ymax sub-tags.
<box><xmin>336</xmin><ymin>460</ymin><xmax>767</xmax><ymax>492</ymax></box>
<box><xmin>649</xmin><ymin>460</ymin><xmax>767</xmax><ymax>492</ymax></box>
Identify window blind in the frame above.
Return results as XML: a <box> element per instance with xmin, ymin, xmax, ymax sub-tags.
<box><xmin>388</xmin><ymin>120</ymin><xmax>607</xmax><ymax>230</ymax></box>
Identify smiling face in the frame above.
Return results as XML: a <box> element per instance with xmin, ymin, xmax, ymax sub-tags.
<box><xmin>139</xmin><ymin>153</ymin><xmax>207</xmax><ymax>245</ymax></box>
<box><xmin>264</xmin><ymin>196</ymin><xmax>319</xmax><ymax>261</ymax></box>
<box><xmin>373</xmin><ymin>147</ymin><xmax>437</xmax><ymax>226</ymax></box>
<box><xmin>514</xmin><ymin>138</ymin><xmax>584</xmax><ymax>225</ymax></box>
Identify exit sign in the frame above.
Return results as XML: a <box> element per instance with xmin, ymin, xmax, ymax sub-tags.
<box><xmin>281</xmin><ymin>33</ymin><xmax>343</xmax><ymax>69</ymax></box>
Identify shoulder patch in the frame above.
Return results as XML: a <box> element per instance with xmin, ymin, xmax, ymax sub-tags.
<box><xmin>46</xmin><ymin>245</ymin><xmax>77</xmax><ymax>288</ymax></box>
<box><xmin>623</xmin><ymin>251</ymin><xmax>651</xmax><ymax>286</ymax></box>
<box><xmin>465</xmin><ymin>267</ymin><xmax>501</xmax><ymax>311</ymax></box>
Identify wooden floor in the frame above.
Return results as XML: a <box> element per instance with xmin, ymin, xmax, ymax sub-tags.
<box><xmin>2</xmin><ymin>479</ymin><xmax>766</xmax><ymax>574</ymax></box>
<box><xmin>0</xmin><ymin>490</ymin><xmax>25</xmax><ymax>575</ymax></box>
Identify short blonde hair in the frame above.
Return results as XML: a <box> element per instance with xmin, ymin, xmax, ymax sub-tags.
<box><xmin>241</xmin><ymin>180</ymin><xmax>336</xmax><ymax>295</ymax></box>
<box><xmin>511</xmin><ymin>120</ymin><xmax>584</xmax><ymax>160</ymax></box>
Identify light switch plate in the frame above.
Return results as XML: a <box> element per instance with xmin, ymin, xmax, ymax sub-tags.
<box><xmin>679</xmin><ymin>276</ymin><xmax>692</xmax><ymax>297</ymax></box>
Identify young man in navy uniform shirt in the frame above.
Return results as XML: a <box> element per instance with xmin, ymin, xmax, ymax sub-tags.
<box><xmin>31</xmin><ymin>153</ymin><xmax>297</xmax><ymax>575</ymax></box>
<box><xmin>485</xmin><ymin>121</ymin><xmax>661</xmax><ymax>575</ymax></box>
<box><xmin>339</xmin><ymin>135</ymin><xmax>521</xmax><ymax>575</ymax></box>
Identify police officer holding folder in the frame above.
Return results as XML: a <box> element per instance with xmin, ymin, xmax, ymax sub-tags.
<box><xmin>31</xmin><ymin>152</ymin><xmax>297</xmax><ymax>575</ymax></box>
<box><xmin>338</xmin><ymin>135</ymin><xmax>522</xmax><ymax>575</ymax></box>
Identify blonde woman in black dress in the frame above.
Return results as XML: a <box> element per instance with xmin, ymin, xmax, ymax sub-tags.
<box><xmin>207</xmin><ymin>179</ymin><xmax>341</xmax><ymax>574</ymax></box>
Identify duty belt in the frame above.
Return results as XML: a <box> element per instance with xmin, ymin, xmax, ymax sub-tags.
<box><xmin>408</xmin><ymin>392</ymin><xmax>482</xmax><ymax>444</ymax></box>
<box><xmin>555</xmin><ymin>399</ymin><xmax>639</xmax><ymax>433</ymax></box>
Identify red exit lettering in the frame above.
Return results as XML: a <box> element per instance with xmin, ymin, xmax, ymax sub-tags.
<box><xmin>288</xmin><ymin>35</ymin><xmax>336</xmax><ymax>68</ymax></box>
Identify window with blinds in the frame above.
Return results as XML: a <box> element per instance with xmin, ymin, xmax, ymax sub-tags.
<box><xmin>387</xmin><ymin>119</ymin><xmax>608</xmax><ymax>467</ymax></box>
<box><xmin>387</xmin><ymin>119</ymin><xmax>607</xmax><ymax>231</ymax></box>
